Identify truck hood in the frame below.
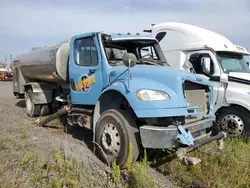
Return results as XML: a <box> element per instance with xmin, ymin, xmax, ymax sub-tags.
<box><xmin>228</xmin><ymin>72</ymin><xmax>250</xmax><ymax>82</ymax></box>
<box><xmin>110</xmin><ymin>65</ymin><xmax>212</xmax><ymax>87</ymax></box>
<box><xmin>107</xmin><ymin>65</ymin><xmax>213</xmax><ymax>112</ymax></box>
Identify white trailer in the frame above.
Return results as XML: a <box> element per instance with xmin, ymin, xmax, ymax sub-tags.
<box><xmin>144</xmin><ymin>22</ymin><xmax>250</xmax><ymax>139</ymax></box>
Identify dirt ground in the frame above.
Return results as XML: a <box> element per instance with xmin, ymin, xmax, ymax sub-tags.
<box><xmin>0</xmin><ymin>81</ymin><xmax>175</xmax><ymax>188</ymax></box>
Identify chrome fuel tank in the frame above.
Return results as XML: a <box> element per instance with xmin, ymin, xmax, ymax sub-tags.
<box><xmin>14</xmin><ymin>40</ymin><xmax>70</xmax><ymax>84</ymax></box>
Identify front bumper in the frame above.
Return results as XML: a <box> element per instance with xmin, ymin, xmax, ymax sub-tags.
<box><xmin>140</xmin><ymin>115</ymin><xmax>216</xmax><ymax>149</ymax></box>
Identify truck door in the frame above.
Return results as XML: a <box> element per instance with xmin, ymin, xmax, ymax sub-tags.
<box><xmin>69</xmin><ymin>33</ymin><xmax>103</xmax><ymax>105</ymax></box>
<box><xmin>188</xmin><ymin>51</ymin><xmax>227</xmax><ymax>109</ymax></box>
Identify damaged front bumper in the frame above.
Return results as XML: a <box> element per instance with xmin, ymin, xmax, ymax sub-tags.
<box><xmin>139</xmin><ymin>115</ymin><xmax>225</xmax><ymax>149</ymax></box>
<box><xmin>140</xmin><ymin>115</ymin><xmax>227</xmax><ymax>165</ymax></box>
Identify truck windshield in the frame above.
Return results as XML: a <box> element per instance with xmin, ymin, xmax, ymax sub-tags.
<box><xmin>216</xmin><ymin>51</ymin><xmax>250</xmax><ymax>73</ymax></box>
<box><xmin>101</xmin><ymin>36</ymin><xmax>169</xmax><ymax>67</ymax></box>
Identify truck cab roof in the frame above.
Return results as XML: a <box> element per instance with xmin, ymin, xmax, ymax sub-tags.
<box><xmin>56</xmin><ymin>32</ymin><xmax>156</xmax><ymax>45</ymax></box>
<box><xmin>150</xmin><ymin>22</ymin><xmax>250</xmax><ymax>55</ymax></box>
<box><xmin>110</xmin><ymin>33</ymin><xmax>155</xmax><ymax>41</ymax></box>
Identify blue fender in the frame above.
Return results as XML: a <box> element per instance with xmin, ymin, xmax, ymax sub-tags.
<box><xmin>93</xmin><ymin>77</ymin><xmax>191</xmax><ymax>135</ymax></box>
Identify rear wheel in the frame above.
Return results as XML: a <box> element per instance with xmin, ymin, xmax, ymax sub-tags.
<box><xmin>95</xmin><ymin>109</ymin><xmax>140</xmax><ymax>169</ymax></box>
<box><xmin>217</xmin><ymin>106</ymin><xmax>250</xmax><ymax>140</ymax></box>
<box><xmin>40</xmin><ymin>104</ymin><xmax>51</xmax><ymax>116</ymax></box>
<box><xmin>25</xmin><ymin>89</ymin><xmax>41</xmax><ymax>117</ymax></box>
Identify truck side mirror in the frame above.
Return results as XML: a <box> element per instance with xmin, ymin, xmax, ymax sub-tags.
<box><xmin>246</xmin><ymin>62</ymin><xmax>249</xmax><ymax>67</ymax></box>
<box><xmin>123</xmin><ymin>53</ymin><xmax>138</xmax><ymax>68</ymax></box>
<box><xmin>201</xmin><ymin>57</ymin><xmax>211</xmax><ymax>75</ymax></box>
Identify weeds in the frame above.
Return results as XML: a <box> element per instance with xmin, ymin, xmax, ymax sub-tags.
<box><xmin>108</xmin><ymin>138</ymin><xmax>250</xmax><ymax>188</ymax></box>
<box><xmin>51</xmin><ymin>118</ymin><xmax>61</xmax><ymax>125</ymax></box>
<box><xmin>110</xmin><ymin>143</ymin><xmax>158</xmax><ymax>188</ymax></box>
<box><xmin>20</xmin><ymin>151</ymin><xmax>38</xmax><ymax>166</ymax></box>
<box><xmin>128</xmin><ymin>162</ymin><xmax>158</xmax><ymax>188</ymax></box>
<box><xmin>17</xmin><ymin>150</ymin><xmax>78</xmax><ymax>187</ymax></box>
<box><xmin>111</xmin><ymin>162</ymin><xmax>121</xmax><ymax>186</ymax></box>
<box><xmin>164</xmin><ymin>137</ymin><xmax>250</xmax><ymax>187</ymax></box>
<box><xmin>127</xmin><ymin>143</ymin><xmax>133</xmax><ymax>174</ymax></box>
<box><xmin>0</xmin><ymin>149</ymin><xmax>111</xmax><ymax>188</ymax></box>
<box><xmin>0</xmin><ymin>136</ymin><xmax>11</xmax><ymax>150</ymax></box>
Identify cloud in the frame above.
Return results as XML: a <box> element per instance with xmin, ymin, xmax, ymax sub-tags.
<box><xmin>0</xmin><ymin>0</ymin><xmax>250</xmax><ymax>59</ymax></box>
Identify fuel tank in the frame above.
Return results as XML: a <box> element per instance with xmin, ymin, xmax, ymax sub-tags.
<box><xmin>14</xmin><ymin>40</ymin><xmax>70</xmax><ymax>84</ymax></box>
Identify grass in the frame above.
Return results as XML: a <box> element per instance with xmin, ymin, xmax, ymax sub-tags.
<box><xmin>2</xmin><ymin>113</ymin><xmax>250</xmax><ymax>188</ymax></box>
<box><xmin>126</xmin><ymin>147</ymin><xmax>159</xmax><ymax>188</ymax></box>
<box><xmin>0</xmin><ymin>132</ymin><xmax>113</xmax><ymax>188</ymax></box>
<box><xmin>2</xmin><ymin>134</ymin><xmax>250</xmax><ymax>188</ymax></box>
<box><xmin>12</xmin><ymin>146</ymin><xmax>158</xmax><ymax>188</ymax></box>
<box><xmin>3</xmin><ymin>149</ymin><xmax>111</xmax><ymax>188</ymax></box>
<box><xmin>50</xmin><ymin>118</ymin><xmax>61</xmax><ymax>124</ymax></box>
<box><xmin>0</xmin><ymin>134</ymin><xmax>159</xmax><ymax>188</ymax></box>
<box><xmin>126</xmin><ymin>162</ymin><xmax>158</xmax><ymax>188</ymax></box>
<box><xmin>19</xmin><ymin>150</ymin><xmax>86</xmax><ymax>188</ymax></box>
<box><xmin>162</xmin><ymin>137</ymin><xmax>250</xmax><ymax>188</ymax></box>
<box><xmin>110</xmin><ymin>144</ymin><xmax>159</xmax><ymax>188</ymax></box>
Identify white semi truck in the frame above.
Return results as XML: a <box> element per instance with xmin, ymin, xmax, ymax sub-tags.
<box><xmin>143</xmin><ymin>22</ymin><xmax>250</xmax><ymax>139</ymax></box>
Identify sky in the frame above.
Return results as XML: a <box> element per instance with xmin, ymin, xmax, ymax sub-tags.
<box><xmin>0</xmin><ymin>0</ymin><xmax>250</xmax><ymax>64</ymax></box>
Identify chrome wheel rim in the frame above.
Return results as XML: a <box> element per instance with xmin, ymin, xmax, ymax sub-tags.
<box><xmin>101</xmin><ymin>123</ymin><xmax>121</xmax><ymax>155</ymax></box>
<box><xmin>221</xmin><ymin>114</ymin><xmax>244</xmax><ymax>136</ymax></box>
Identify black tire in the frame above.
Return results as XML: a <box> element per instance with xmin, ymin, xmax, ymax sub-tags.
<box><xmin>40</xmin><ymin>104</ymin><xmax>51</xmax><ymax>116</ymax></box>
<box><xmin>216</xmin><ymin>106</ymin><xmax>250</xmax><ymax>140</ymax></box>
<box><xmin>25</xmin><ymin>89</ymin><xmax>41</xmax><ymax>117</ymax></box>
<box><xmin>95</xmin><ymin>109</ymin><xmax>140</xmax><ymax>169</ymax></box>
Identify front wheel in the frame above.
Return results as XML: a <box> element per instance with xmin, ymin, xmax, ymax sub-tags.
<box><xmin>95</xmin><ymin>109</ymin><xmax>140</xmax><ymax>169</ymax></box>
<box><xmin>217</xmin><ymin>106</ymin><xmax>250</xmax><ymax>140</ymax></box>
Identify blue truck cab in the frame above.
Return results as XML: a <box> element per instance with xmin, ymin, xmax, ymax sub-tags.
<box><xmin>69</xmin><ymin>32</ymin><xmax>224</xmax><ymax>167</ymax></box>
<box><xmin>13</xmin><ymin>31</ymin><xmax>225</xmax><ymax>169</ymax></box>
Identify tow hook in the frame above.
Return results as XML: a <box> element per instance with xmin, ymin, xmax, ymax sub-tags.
<box><xmin>176</xmin><ymin>132</ymin><xmax>227</xmax><ymax>166</ymax></box>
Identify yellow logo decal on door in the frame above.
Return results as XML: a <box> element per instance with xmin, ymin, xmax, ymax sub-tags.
<box><xmin>75</xmin><ymin>74</ymin><xmax>96</xmax><ymax>92</ymax></box>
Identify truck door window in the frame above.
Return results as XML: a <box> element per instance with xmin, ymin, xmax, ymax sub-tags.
<box><xmin>190</xmin><ymin>53</ymin><xmax>214</xmax><ymax>74</ymax></box>
<box><xmin>74</xmin><ymin>37</ymin><xmax>98</xmax><ymax>66</ymax></box>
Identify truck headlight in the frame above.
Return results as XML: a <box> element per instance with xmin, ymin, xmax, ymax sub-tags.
<box><xmin>136</xmin><ymin>89</ymin><xmax>171</xmax><ymax>101</ymax></box>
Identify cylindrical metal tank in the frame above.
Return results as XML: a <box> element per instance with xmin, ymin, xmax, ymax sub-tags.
<box><xmin>14</xmin><ymin>40</ymin><xmax>70</xmax><ymax>84</ymax></box>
